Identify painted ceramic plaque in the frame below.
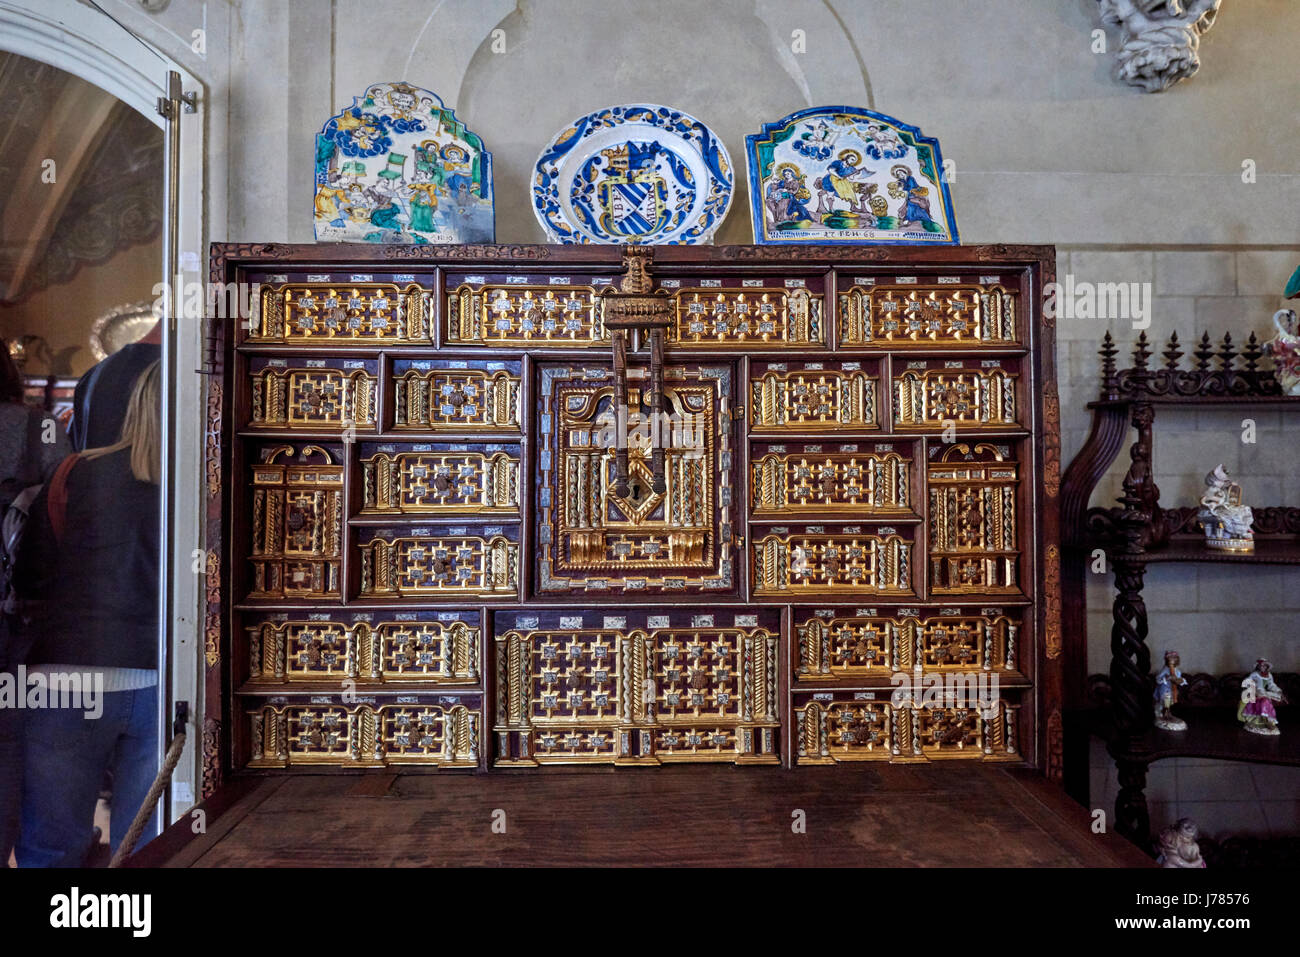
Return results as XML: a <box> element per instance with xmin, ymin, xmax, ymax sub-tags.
<box><xmin>532</xmin><ymin>104</ymin><xmax>733</xmax><ymax>245</ymax></box>
<box><xmin>313</xmin><ymin>82</ymin><xmax>494</xmax><ymax>244</ymax></box>
<box><xmin>746</xmin><ymin>106</ymin><xmax>958</xmax><ymax>245</ymax></box>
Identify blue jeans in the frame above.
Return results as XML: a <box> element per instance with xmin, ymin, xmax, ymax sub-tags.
<box><xmin>16</xmin><ymin>685</ymin><xmax>160</xmax><ymax>867</ymax></box>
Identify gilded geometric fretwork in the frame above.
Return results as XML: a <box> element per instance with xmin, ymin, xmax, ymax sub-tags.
<box><xmin>444</xmin><ymin>281</ymin><xmax>823</xmax><ymax>347</ymax></box>
<box><xmin>796</xmin><ymin>700</ymin><xmax>891</xmax><ymax>762</ymax></box>
<box><xmin>794</xmin><ymin>696</ymin><xmax>1020</xmax><ymax>764</ymax></box>
<box><xmin>248</xmin><ymin>446</ymin><xmax>343</xmax><ymax>598</ymax></box>
<box><xmin>247</xmin><ymin>617</ymin><xmax>479</xmax><ymax>683</ymax></box>
<box><xmin>249</xmin><ymin>365</ymin><xmax>377</xmax><ymax>432</ymax></box>
<box><xmin>535</xmin><ymin>363</ymin><xmax>734</xmax><ymax>594</ymax></box>
<box><xmin>752</xmin><ymin>529</ymin><xmax>912</xmax><ymax>596</ymax></box>
<box><xmin>893</xmin><ymin>365</ymin><xmax>1017</xmax><ymax>429</ymax></box>
<box><xmin>253</xmin><ymin>283</ymin><xmax>432</xmax><ymax>343</ymax></box>
<box><xmin>795</xmin><ymin>610</ymin><xmax>1019</xmax><ymax>679</ymax></box>
<box><xmin>670</xmin><ymin>287</ymin><xmax>822</xmax><ymax>346</ymax></box>
<box><xmin>447</xmin><ymin>283</ymin><xmax>605</xmax><ymax>346</ymax></box>
<box><xmin>359</xmin><ymin>531</ymin><xmax>518</xmax><ymax>598</ymax></box>
<box><xmin>493</xmin><ymin>611</ymin><xmax>780</xmax><ymax>766</ymax></box>
<box><xmin>361</xmin><ymin>447</ymin><xmax>519</xmax><ymax>514</ymax></box>
<box><xmin>247</xmin><ymin>700</ymin><xmax>478</xmax><ymax>767</ymax></box>
<box><xmin>838</xmin><ymin>284</ymin><xmax>1016</xmax><ymax>346</ymax></box>
<box><xmin>927</xmin><ymin>443</ymin><xmax>1020</xmax><ymax>594</ymax></box>
<box><xmin>750</xmin><ymin>365</ymin><xmax>876</xmax><ymax>430</ymax></box>
<box><xmin>393</xmin><ymin>366</ymin><xmax>520</xmax><ymax>432</ymax></box>
<box><xmin>751</xmin><ymin>448</ymin><xmax>910</xmax><ymax>515</ymax></box>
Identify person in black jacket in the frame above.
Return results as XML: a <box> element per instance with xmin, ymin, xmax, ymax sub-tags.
<box><xmin>0</xmin><ymin>348</ymin><xmax>70</xmax><ymax>864</ymax></box>
<box><xmin>14</xmin><ymin>360</ymin><xmax>161</xmax><ymax>867</ymax></box>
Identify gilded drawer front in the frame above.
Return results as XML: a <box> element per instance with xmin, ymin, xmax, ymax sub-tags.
<box><xmin>252</xmin><ymin>281</ymin><xmax>433</xmax><ymax>343</ymax></box>
<box><xmin>247</xmin><ymin>694</ymin><xmax>480</xmax><ymax>768</ymax></box>
<box><xmin>445</xmin><ymin>277</ymin><xmax>607</xmax><ymax>346</ymax></box>
<box><xmin>751</xmin><ymin>524</ymin><xmax>914</xmax><ymax>596</ymax></box>
<box><xmin>248</xmin><ymin>358</ymin><xmax>378</xmax><ymax>432</ymax></box>
<box><xmin>392</xmin><ymin>359</ymin><xmax>521</xmax><ymax>432</ymax></box>
<box><xmin>534</xmin><ymin>362</ymin><xmax>736</xmax><ymax>596</ymax></box>
<box><xmin>750</xmin><ymin>440</ymin><xmax>915</xmax><ymax>517</ymax></box>
<box><xmin>662</xmin><ymin>278</ymin><xmax>823</xmax><ymax>347</ymax></box>
<box><xmin>245</xmin><ymin>612</ymin><xmax>480</xmax><ymax>684</ymax></box>
<box><xmin>358</xmin><ymin>525</ymin><xmax>519</xmax><ymax>598</ymax></box>
<box><xmin>837</xmin><ymin>281</ymin><xmax>1017</xmax><ymax>348</ymax></box>
<box><xmin>247</xmin><ymin>444</ymin><xmax>343</xmax><ymax>599</ymax></box>
<box><xmin>927</xmin><ymin>442</ymin><xmax>1021</xmax><ymax>594</ymax></box>
<box><xmin>794</xmin><ymin>692</ymin><xmax>1020</xmax><ymax>765</ymax></box>
<box><xmin>360</xmin><ymin>442</ymin><xmax>520</xmax><ymax>515</ymax></box>
<box><xmin>493</xmin><ymin>609</ymin><xmax>781</xmax><ymax>766</ymax></box>
<box><xmin>892</xmin><ymin>358</ymin><xmax>1020</xmax><ymax>430</ymax></box>
<box><xmin>442</xmin><ymin>274</ymin><xmax>825</xmax><ymax>348</ymax></box>
<box><xmin>794</xmin><ymin>605</ymin><xmax>1023</xmax><ymax>681</ymax></box>
<box><xmin>749</xmin><ymin>360</ymin><xmax>879</xmax><ymax>431</ymax></box>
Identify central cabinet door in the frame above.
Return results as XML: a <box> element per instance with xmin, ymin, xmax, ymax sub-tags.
<box><xmin>534</xmin><ymin>360</ymin><xmax>737</xmax><ymax>597</ymax></box>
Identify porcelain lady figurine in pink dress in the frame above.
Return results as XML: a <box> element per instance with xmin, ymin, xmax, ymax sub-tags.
<box><xmin>1266</xmin><ymin>309</ymin><xmax>1300</xmax><ymax>396</ymax></box>
<box><xmin>1238</xmin><ymin>658</ymin><xmax>1287</xmax><ymax>736</ymax></box>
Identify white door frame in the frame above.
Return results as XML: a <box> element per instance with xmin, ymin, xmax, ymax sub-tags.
<box><xmin>0</xmin><ymin>0</ymin><xmax>207</xmax><ymax>824</ymax></box>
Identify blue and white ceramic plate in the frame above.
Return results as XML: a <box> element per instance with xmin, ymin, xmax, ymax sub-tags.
<box><xmin>532</xmin><ymin>104</ymin><xmax>733</xmax><ymax>245</ymax></box>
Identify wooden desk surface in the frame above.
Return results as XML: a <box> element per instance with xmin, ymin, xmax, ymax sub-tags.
<box><xmin>134</xmin><ymin>764</ymin><xmax>1152</xmax><ymax>868</ymax></box>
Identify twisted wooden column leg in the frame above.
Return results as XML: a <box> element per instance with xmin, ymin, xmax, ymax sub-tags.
<box><xmin>1114</xmin><ymin>757</ymin><xmax>1152</xmax><ymax>849</ymax></box>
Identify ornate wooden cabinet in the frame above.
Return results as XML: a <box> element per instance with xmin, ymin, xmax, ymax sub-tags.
<box><xmin>202</xmin><ymin>242</ymin><xmax>1062</xmax><ymax>796</ymax></box>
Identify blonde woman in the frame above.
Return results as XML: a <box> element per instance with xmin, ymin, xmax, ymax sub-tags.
<box><xmin>14</xmin><ymin>361</ymin><xmax>161</xmax><ymax>867</ymax></box>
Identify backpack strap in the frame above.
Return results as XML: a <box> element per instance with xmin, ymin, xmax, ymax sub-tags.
<box><xmin>46</xmin><ymin>454</ymin><xmax>79</xmax><ymax>543</ymax></box>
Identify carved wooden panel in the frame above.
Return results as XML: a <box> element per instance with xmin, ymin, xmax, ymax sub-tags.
<box><xmin>927</xmin><ymin>443</ymin><xmax>1020</xmax><ymax>594</ymax></box>
<box><xmin>534</xmin><ymin>362</ymin><xmax>735</xmax><ymax>595</ymax></box>
<box><xmin>752</xmin><ymin>524</ymin><xmax>914</xmax><ymax>596</ymax></box>
<box><xmin>246</xmin><ymin>613</ymin><xmax>479</xmax><ymax>684</ymax></box>
<box><xmin>794</xmin><ymin>605</ymin><xmax>1021</xmax><ymax>680</ymax></box>
<box><xmin>665</xmin><ymin>283</ymin><xmax>822</xmax><ymax>347</ymax></box>
<box><xmin>253</xmin><ymin>282</ymin><xmax>432</xmax><ymax>343</ymax></box>
<box><xmin>360</xmin><ymin>442</ymin><xmax>520</xmax><ymax>514</ymax></box>
<box><xmin>837</xmin><ymin>283</ymin><xmax>1017</xmax><ymax>347</ymax></box>
<box><xmin>392</xmin><ymin>359</ymin><xmax>521</xmax><ymax>432</ymax></box>
<box><xmin>750</xmin><ymin>360</ymin><xmax>878</xmax><ymax>431</ymax></box>
<box><xmin>794</xmin><ymin>694</ymin><xmax>1020</xmax><ymax>764</ymax></box>
<box><xmin>444</xmin><ymin>275</ymin><xmax>824</xmax><ymax>347</ymax></box>
<box><xmin>892</xmin><ymin>359</ymin><xmax>1019</xmax><ymax>429</ymax></box>
<box><xmin>358</xmin><ymin>526</ymin><xmax>519</xmax><ymax>598</ymax></box>
<box><xmin>248</xmin><ymin>697</ymin><xmax>479</xmax><ymax>767</ymax></box>
<box><xmin>447</xmin><ymin>280</ymin><xmax>606</xmax><ymax>346</ymax></box>
<box><xmin>247</xmin><ymin>445</ymin><xmax>343</xmax><ymax>598</ymax></box>
<box><xmin>750</xmin><ymin>440</ymin><xmax>914</xmax><ymax>516</ymax></box>
<box><xmin>248</xmin><ymin>359</ymin><xmax>378</xmax><ymax>432</ymax></box>
<box><xmin>493</xmin><ymin>608</ymin><xmax>780</xmax><ymax>766</ymax></box>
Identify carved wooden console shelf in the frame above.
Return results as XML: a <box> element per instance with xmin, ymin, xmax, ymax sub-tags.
<box><xmin>201</xmin><ymin>242</ymin><xmax>1061</xmax><ymax>798</ymax></box>
<box><xmin>1061</xmin><ymin>330</ymin><xmax>1300</xmax><ymax>849</ymax></box>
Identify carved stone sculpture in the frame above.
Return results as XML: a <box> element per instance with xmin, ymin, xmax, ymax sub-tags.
<box><xmin>1097</xmin><ymin>0</ymin><xmax>1222</xmax><ymax>93</ymax></box>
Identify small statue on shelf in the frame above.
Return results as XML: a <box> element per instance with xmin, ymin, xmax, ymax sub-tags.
<box><xmin>1153</xmin><ymin>649</ymin><xmax>1189</xmax><ymax>731</ymax></box>
<box><xmin>1156</xmin><ymin>818</ymin><xmax>1207</xmax><ymax>868</ymax></box>
<box><xmin>1239</xmin><ymin>658</ymin><xmax>1287</xmax><ymax>736</ymax></box>
<box><xmin>1265</xmin><ymin>308</ymin><xmax>1300</xmax><ymax>396</ymax></box>
<box><xmin>1197</xmin><ymin>464</ymin><xmax>1254</xmax><ymax>552</ymax></box>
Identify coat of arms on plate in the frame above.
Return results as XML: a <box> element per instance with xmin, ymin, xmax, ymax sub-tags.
<box><xmin>745</xmin><ymin>106</ymin><xmax>958</xmax><ymax>245</ymax></box>
<box><xmin>313</xmin><ymin>82</ymin><xmax>494</xmax><ymax>244</ymax></box>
